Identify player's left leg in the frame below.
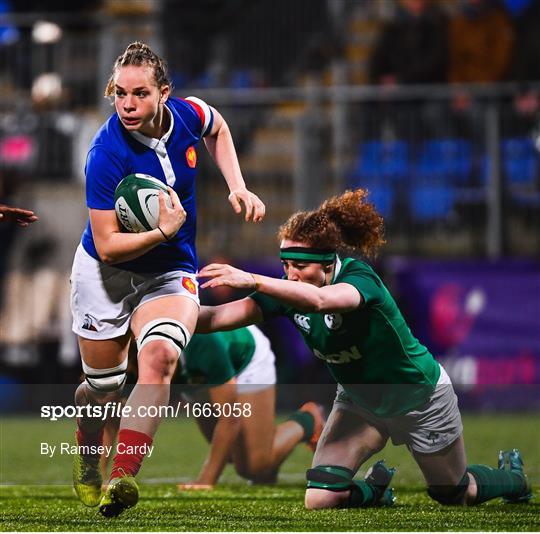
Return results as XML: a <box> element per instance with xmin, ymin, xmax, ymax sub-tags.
<box><xmin>99</xmin><ymin>295</ymin><xmax>197</xmax><ymax>518</ymax></box>
<box><xmin>413</xmin><ymin>433</ymin><xmax>472</xmax><ymax>505</ymax></box>
<box><xmin>408</xmin><ymin>369</ymin><xmax>531</xmax><ymax>506</ymax></box>
<box><xmin>413</xmin><ymin>434</ymin><xmax>532</xmax><ymax>505</ymax></box>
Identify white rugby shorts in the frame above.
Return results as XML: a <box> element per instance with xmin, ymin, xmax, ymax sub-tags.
<box><xmin>235</xmin><ymin>325</ymin><xmax>277</xmax><ymax>392</ymax></box>
<box><xmin>70</xmin><ymin>244</ymin><xmax>199</xmax><ymax>340</ymax></box>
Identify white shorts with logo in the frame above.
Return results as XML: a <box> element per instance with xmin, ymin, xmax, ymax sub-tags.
<box><xmin>70</xmin><ymin>244</ymin><xmax>199</xmax><ymax>340</ymax></box>
<box><xmin>334</xmin><ymin>365</ymin><xmax>463</xmax><ymax>454</ymax></box>
<box><xmin>235</xmin><ymin>325</ymin><xmax>277</xmax><ymax>392</ymax></box>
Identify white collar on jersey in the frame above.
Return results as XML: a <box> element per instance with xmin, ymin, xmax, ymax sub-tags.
<box><xmin>330</xmin><ymin>255</ymin><xmax>342</xmax><ymax>284</ymax></box>
<box><xmin>128</xmin><ymin>103</ymin><xmax>174</xmax><ymax>156</ymax></box>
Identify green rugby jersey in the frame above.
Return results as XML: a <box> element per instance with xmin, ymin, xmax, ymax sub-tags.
<box><xmin>176</xmin><ymin>328</ymin><xmax>256</xmax><ymax>386</ymax></box>
<box><xmin>250</xmin><ymin>258</ymin><xmax>440</xmax><ymax>416</ymax></box>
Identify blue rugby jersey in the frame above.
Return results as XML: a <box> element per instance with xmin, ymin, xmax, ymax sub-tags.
<box><xmin>80</xmin><ymin>96</ymin><xmax>214</xmax><ymax>273</ymax></box>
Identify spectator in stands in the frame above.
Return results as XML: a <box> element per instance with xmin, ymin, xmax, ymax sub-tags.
<box><xmin>367</xmin><ymin>0</ymin><xmax>449</xmax><ymax>140</ymax></box>
<box><xmin>448</xmin><ymin>0</ymin><xmax>514</xmax><ymax>138</ymax></box>
<box><xmin>503</xmin><ymin>0</ymin><xmax>540</xmax><ymax>137</ymax></box>
<box><xmin>448</xmin><ymin>0</ymin><xmax>513</xmax><ymax>84</ymax></box>
<box><xmin>369</xmin><ymin>0</ymin><xmax>448</xmax><ymax>87</ymax></box>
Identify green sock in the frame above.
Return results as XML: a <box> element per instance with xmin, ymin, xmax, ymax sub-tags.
<box><xmin>349</xmin><ymin>480</ymin><xmax>379</xmax><ymax>507</ymax></box>
<box><xmin>287</xmin><ymin>410</ymin><xmax>314</xmax><ymax>442</ymax></box>
<box><xmin>468</xmin><ymin>464</ymin><xmax>526</xmax><ymax>504</ymax></box>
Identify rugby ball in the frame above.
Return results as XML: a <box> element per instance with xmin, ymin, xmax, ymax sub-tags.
<box><xmin>114</xmin><ymin>173</ymin><xmax>172</xmax><ymax>232</ymax></box>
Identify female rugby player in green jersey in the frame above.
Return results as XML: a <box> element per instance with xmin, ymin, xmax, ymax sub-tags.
<box><xmin>196</xmin><ymin>189</ymin><xmax>532</xmax><ymax>509</ymax></box>
<box><xmin>175</xmin><ymin>326</ymin><xmax>325</xmax><ymax>489</ymax></box>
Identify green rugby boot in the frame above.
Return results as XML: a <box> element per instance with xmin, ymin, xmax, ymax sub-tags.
<box><xmin>498</xmin><ymin>449</ymin><xmax>533</xmax><ymax>504</ymax></box>
<box><xmin>73</xmin><ymin>451</ymin><xmax>102</xmax><ymax>507</ymax></box>
<box><xmin>365</xmin><ymin>460</ymin><xmax>397</xmax><ymax>506</ymax></box>
<box><xmin>99</xmin><ymin>473</ymin><xmax>139</xmax><ymax>517</ymax></box>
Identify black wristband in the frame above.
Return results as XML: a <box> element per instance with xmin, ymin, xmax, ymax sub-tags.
<box><xmin>157</xmin><ymin>226</ymin><xmax>169</xmax><ymax>241</ymax></box>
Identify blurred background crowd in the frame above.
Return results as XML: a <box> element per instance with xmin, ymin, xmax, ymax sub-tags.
<box><xmin>0</xmin><ymin>0</ymin><xmax>539</xmax><ymax>411</ymax></box>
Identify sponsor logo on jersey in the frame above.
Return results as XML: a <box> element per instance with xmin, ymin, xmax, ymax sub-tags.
<box><xmin>324</xmin><ymin>313</ymin><xmax>343</xmax><ymax>330</ymax></box>
<box><xmin>313</xmin><ymin>345</ymin><xmax>362</xmax><ymax>364</ymax></box>
<box><xmin>186</xmin><ymin>146</ymin><xmax>197</xmax><ymax>168</ymax></box>
<box><xmin>294</xmin><ymin>313</ymin><xmax>311</xmax><ymax>333</ymax></box>
<box><xmin>82</xmin><ymin>313</ymin><xmax>98</xmax><ymax>332</ymax></box>
<box><xmin>182</xmin><ymin>277</ymin><xmax>197</xmax><ymax>295</ymax></box>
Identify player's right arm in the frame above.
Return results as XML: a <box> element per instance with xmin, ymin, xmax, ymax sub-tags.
<box><xmin>90</xmin><ymin>188</ymin><xmax>185</xmax><ymax>264</ymax></box>
<box><xmin>196</xmin><ymin>298</ymin><xmax>263</xmax><ymax>333</ymax></box>
<box><xmin>187</xmin><ymin>378</ymin><xmax>241</xmax><ymax>487</ymax></box>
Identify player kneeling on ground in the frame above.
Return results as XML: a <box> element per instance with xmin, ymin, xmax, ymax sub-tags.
<box><xmin>196</xmin><ymin>189</ymin><xmax>533</xmax><ymax>509</ymax></box>
<box><xmin>175</xmin><ymin>327</ymin><xmax>325</xmax><ymax>488</ymax></box>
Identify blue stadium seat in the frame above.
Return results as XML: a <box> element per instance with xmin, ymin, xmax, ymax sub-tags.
<box><xmin>366</xmin><ymin>184</ymin><xmax>394</xmax><ymax>220</ymax></box>
<box><xmin>501</xmin><ymin>137</ymin><xmax>538</xmax><ymax>186</ymax></box>
<box><xmin>415</xmin><ymin>138</ymin><xmax>472</xmax><ymax>184</ymax></box>
<box><xmin>353</xmin><ymin>140</ymin><xmax>410</xmax><ymax>183</ymax></box>
<box><xmin>230</xmin><ymin>70</ymin><xmax>255</xmax><ymax>89</ymax></box>
<box><xmin>410</xmin><ymin>184</ymin><xmax>456</xmax><ymax>222</ymax></box>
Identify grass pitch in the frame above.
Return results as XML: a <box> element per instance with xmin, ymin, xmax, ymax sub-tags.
<box><xmin>1</xmin><ymin>414</ymin><xmax>539</xmax><ymax>531</ymax></box>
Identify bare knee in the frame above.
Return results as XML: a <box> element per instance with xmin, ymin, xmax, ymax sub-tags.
<box><xmin>138</xmin><ymin>341</ymin><xmax>178</xmax><ymax>384</ymax></box>
<box><xmin>305</xmin><ymin>488</ymin><xmax>349</xmax><ymax>510</ymax></box>
<box><xmin>236</xmin><ymin>452</ymin><xmax>272</xmax><ymax>481</ymax></box>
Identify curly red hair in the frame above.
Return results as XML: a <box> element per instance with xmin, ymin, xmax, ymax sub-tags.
<box><xmin>278</xmin><ymin>189</ymin><xmax>385</xmax><ymax>258</ymax></box>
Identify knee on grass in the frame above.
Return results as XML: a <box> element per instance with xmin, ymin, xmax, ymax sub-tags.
<box><xmin>236</xmin><ymin>452</ymin><xmax>274</xmax><ymax>482</ymax></box>
<box><xmin>427</xmin><ymin>472</ymin><xmax>469</xmax><ymax>506</ymax></box>
<box><xmin>304</xmin><ymin>488</ymin><xmax>349</xmax><ymax>509</ymax></box>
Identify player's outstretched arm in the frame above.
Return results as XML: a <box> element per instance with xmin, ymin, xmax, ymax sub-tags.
<box><xmin>203</xmin><ymin>108</ymin><xmax>265</xmax><ymax>222</ymax></box>
<box><xmin>0</xmin><ymin>204</ymin><xmax>39</xmax><ymax>226</ymax></box>
<box><xmin>196</xmin><ymin>297</ymin><xmax>263</xmax><ymax>333</ymax></box>
<box><xmin>199</xmin><ymin>263</ymin><xmax>362</xmax><ymax>313</ymax></box>
<box><xmin>179</xmin><ymin>379</ymin><xmax>241</xmax><ymax>489</ymax></box>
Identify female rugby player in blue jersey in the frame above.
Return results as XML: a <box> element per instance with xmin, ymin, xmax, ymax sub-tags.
<box><xmin>196</xmin><ymin>189</ymin><xmax>532</xmax><ymax>510</ymax></box>
<box><xmin>69</xmin><ymin>41</ymin><xmax>265</xmax><ymax>517</ymax></box>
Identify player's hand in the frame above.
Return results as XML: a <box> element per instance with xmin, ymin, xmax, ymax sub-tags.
<box><xmin>0</xmin><ymin>204</ymin><xmax>39</xmax><ymax>226</ymax></box>
<box><xmin>177</xmin><ymin>483</ymin><xmax>214</xmax><ymax>491</ymax></box>
<box><xmin>157</xmin><ymin>187</ymin><xmax>186</xmax><ymax>240</ymax></box>
<box><xmin>228</xmin><ymin>188</ymin><xmax>265</xmax><ymax>222</ymax></box>
<box><xmin>198</xmin><ymin>263</ymin><xmax>256</xmax><ymax>290</ymax></box>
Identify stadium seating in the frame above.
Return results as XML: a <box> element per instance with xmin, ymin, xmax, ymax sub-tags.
<box><xmin>351</xmin><ymin>134</ymin><xmax>540</xmax><ymax>223</ymax></box>
<box><xmin>501</xmin><ymin>137</ymin><xmax>538</xmax><ymax>186</ymax></box>
<box><xmin>353</xmin><ymin>140</ymin><xmax>410</xmax><ymax>183</ymax></box>
<box><xmin>409</xmin><ymin>184</ymin><xmax>456</xmax><ymax>222</ymax></box>
<box><xmin>365</xmin><ymin>183</ymin><xmax>394</xmax><ymax>220</ymax></box>
<box><xmin>414</xmin><ymin>138</ymin><xmax>473</xmax><ymax>185</ymax></box>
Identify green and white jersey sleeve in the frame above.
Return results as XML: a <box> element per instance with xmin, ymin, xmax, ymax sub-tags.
<box><xmin>177</xmin><ymin>328</ymin><xmax>256</xmax><ymax>386</ymax></box>
<box><xmin>250</xmin><ymin>258</ymin><xmax>440</xmax><ymax>417</ymax></box>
